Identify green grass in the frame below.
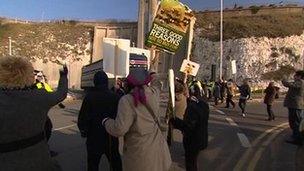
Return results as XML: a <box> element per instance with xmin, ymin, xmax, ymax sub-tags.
<box><xmin>0</xmin><ymin>22</ymin><xmax>93</xmax><ymax>62</ymax></box>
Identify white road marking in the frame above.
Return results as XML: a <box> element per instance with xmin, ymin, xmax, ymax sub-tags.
<box><xmin>215</xmin><ymin>109</ymin><xmax>226</xmax><ymax>115</ymax></box>
<box><xmin>234</xmin><ymin>123</ymin><xmax>289</xmax><ymax>170</ymax></box>
<box><xmin>237</xmin><ymin>133</ymin><xmax>252</xmax><ymax>148</ymax></box>
<box><xmin>225</xmin><ymin>117</ymin><xmax>238</xmax><ymax>126</ymax></box>
<box><xmin>53</xmin><ymin>124</ymin><xmax>77</xmax><ymax>131</ymax></box>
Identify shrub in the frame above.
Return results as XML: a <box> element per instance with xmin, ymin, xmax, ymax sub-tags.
<box><xmin>250</xmin><ymin>6</ymin><xmax>261</xmax><ymax>14</ymax></box>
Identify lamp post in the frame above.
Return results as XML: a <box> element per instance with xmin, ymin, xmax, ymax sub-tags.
<box><xmin>219</xmin><ymin>0</ymin><xmax>223</xmax><ymax>80</ymax></box>
<box><xmin>8</xmin><ymin>37</ymin><xmax>12</xmax><ymax>55</ymax></box>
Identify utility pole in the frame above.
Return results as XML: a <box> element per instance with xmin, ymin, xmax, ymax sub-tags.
<box><xmin>137</xmin><ymin>0</ymin><xmax>158</xmax><ymax>48</ymax></box>
<box><xmin>137</xmin><ymin>0</ymin><xmax>146</xmax><ymax>48</ymax></box>
<box><xmin>8</xmin><ymin>37</ymin><xmax>12</xmax><ymax>55</ymax></box>
<box><xmin>220</xmin><ymin>0</ymin><xmax>223</xmax><ymax>80</ymax></box>
<box><xmin>137</xmin><ymin>0</ymin><xmax>159</xmax><ymax>70</ymax></box>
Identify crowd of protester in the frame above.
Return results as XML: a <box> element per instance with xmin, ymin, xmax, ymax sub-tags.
<box><xmin>1</xmin><ymin>55</ymin><xmax>303</xmax><ymax>171</ymax></box>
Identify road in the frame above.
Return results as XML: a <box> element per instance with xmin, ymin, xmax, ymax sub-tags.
<box><xmin>48</xmin><ymin>97</ymin><xmax>304</xmax><ymax>171</ymax></box>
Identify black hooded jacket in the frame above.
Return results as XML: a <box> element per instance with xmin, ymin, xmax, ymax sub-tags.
<box><xmin>171</xmin><ymin>97</ymin><xmax>209</xmax><ymax>152</ymax></box>
<box><xmin>77</xmin><ymin>71</ymin><xmax>119</xmax><ymax>153</ymax></box>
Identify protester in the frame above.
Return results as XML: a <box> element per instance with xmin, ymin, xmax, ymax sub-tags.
<box><xmin>102</xmin><ymin>68</ymin><xmax>172</xmax><ymax>171</ymax></box>
<box><xmin>78</xmin><ymin>71</ymin><xmax>122</xmax><ymax>171</ymax></box>
<box><xmin>170</xmin><ymin>83</ymin><xmax>209</xmax><ymax>171</ymax></box>
<box><xmin>0</xmin><ymin>56</ymin><xmax>67</xmax><ymax>171</ymax></box>
<box><xmin>237</xmin><ymin>79</ymin><xmax>251</xmax><ymax>117</ymax></box>
<box><xmin>282</xmin><ymin>70</ymin><xmax>304</xmax><ymax>146</ymax></box>
<box><xmin>263</xmin><ymin>82</ymin><xmax>279</xmax><ymax>121</ymax></box>
<box><xmin>201</xmin><ymin>79</ymin><xmax>209</xmax><ymax>98</ymax></box>
<box><xmin>189</xmin><ymin>80</ymin><xmax>203</xmax><ymax>99</ymax></box>
<box><xmin>220</xmin><ymin>78</ymin><xmax>227</xmax><ymax>103</ymax></box>
<box><xmin>213</xmin><ymin>81</ymin><xmax>221</xmax><ymax>106</ymax></box>
<box><xmin>225</xmin><ymin>79</ymin><xmax>236</xmax><ymax>108</ymax></box>
<box><xmin>111</xmin><ymin>78</ymin><xmax>126</xmax><ymax>98</ymax></box>
<box><xmin>207</xmin><ymin>79</ymin><xmax>215</xmax><ymax>99</ymax></box>
<box><xmin>34</xmin><ymin>70</ymin><xmax>62</xmax><ymax>157</ymax></box>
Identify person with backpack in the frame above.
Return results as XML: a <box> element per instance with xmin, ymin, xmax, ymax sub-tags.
<box><xmin>225</xmin><ymin>79</ymin><xmax>236</xmax><ymax>108</ymax></box>
<box><xmin>263</xmin><ymin>82</ymin><xmax>279</xmax><ymax>121</ymax></box>
<box><xmin>237</xmin><ymin>79</ymin><xmax>251</xmax><ymax>117</ymax></box>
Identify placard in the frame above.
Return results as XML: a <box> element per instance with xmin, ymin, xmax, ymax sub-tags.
<box><xmin>145</xmin><ymin>0</ymin><xmax>195</xmax><ymax>53</ymax></box>
<box><xmin>103</xmin><ymin>38</ymin><xmax>130</xmax><ymax>78</ymax></box>
<box><xmin>180</xmin><ymin>59</ymin><xmax>200</xmax><ymax>76</ymax></box>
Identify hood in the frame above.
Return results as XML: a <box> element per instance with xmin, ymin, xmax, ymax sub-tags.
<box><xmin>93</xmin><ymin>71</ymin><xmax>108</xmax><ymax>88</ymax></box>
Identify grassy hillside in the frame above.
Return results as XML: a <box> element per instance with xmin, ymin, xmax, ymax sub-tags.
<box><xmin>196</xmin><ymin>12</ymin><xmax>304</xmax><ymax>41</ymax></box>
<box><xmin>0</xmin><ymin>20</ymin><xmax>93</xmax><ymax>62</ymax></box>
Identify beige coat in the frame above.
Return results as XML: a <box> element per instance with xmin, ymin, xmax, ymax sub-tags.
<box><xmin>175</xmin><ymin>93</ymin><xmax>187</xmax><ymax>119</ymax></box>
<box><xmin>105</xmin><ymin>86</ymin><xmax>172</xmax><ymax>171</ymax></box>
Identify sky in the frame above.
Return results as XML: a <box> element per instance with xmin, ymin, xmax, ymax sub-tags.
<box><xmin>0</xmin><ymin>0</ymin><xmax>303</xmax><ymax>21</ymax></box>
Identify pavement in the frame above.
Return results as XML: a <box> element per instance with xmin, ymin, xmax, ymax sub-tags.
<box><xmin>47</xmin><ymin>95</ymin><xmax>304</xmax><ymax>171</ymax></box>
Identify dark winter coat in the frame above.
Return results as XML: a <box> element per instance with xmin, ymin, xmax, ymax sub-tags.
<box><xmin>238</xmin><ymin>84</ymin><xmax>251</xmax><ymax>99</ymax></box>
<box><xmin>171</xmin><ymin>97</ymin><xmax>209</xmax><ymax>152</ymax></box>
<box><xmin>264</xmin><ymin>86</ymin><xmax>278</xmax><ymax>105</ymax></box>
<box><xmin>213</xmin><ymin>84</ymin><xmax>221</xmax><ymax>98</ymax></box>
<box><xmin>0</xmin><ymin>74</ymin><xmax>67</xmax><ymax>171</ymax></box>
<box><xmin>78</xmin><ymin>87</ymin><xmax>120</xmax><ymax>154</ymax></box>
<box><xmin>282</xmin><ymin>79</ymin><xmax>304</xmax><ymax>109</ymax></box>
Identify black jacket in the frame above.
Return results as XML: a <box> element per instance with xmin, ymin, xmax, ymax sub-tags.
<box><xmin>171</xmin><ymin>97</ymin><xmax>209</xmax><ymax>152</ymax></box>
<box><xmin>78</xmin><ymin>87</ymin><xmax>119</xmax><ymax>154</ymax></box>
<box><xmin>238</xmin><ymin>84</ymin><xmax>251</xmax><ymax>99</ymax></box>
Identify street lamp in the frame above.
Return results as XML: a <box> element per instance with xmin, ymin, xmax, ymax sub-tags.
<box><xmin>8</xmin><ymin>37</ymin><xmax>12</xmax><ymax>55</ymax></box>
<box><xmin>219</xmin><ymin>0</ymin><xmax>223</xmax><ymax>80</ymax></box>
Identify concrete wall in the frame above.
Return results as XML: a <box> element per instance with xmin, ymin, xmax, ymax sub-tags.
<box><xmin>26</xmin><ymin>22</ymin><xmax>138</xmax><ymax>89</ymax></box>
<box><xmin>92</xmin><ymin>23</ymin><xmax>137</xmax><ymax>62</ymax></box>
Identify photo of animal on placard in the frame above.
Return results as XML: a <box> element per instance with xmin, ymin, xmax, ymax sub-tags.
<box><xmin>155</xmin><ymin>0</ymin><xmax>194</xmax><ymax>33</ymax></box>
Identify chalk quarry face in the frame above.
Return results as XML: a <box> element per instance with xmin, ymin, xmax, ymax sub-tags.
<box><xmin>192</xmin><ymin>31</ymin><xmax>304</xmax><ymax>87</ymax></box>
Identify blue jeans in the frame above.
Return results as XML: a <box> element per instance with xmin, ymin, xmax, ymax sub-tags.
<box><xmin>288</xmin><ymin>108</ymin><xmax>303</xmax><ymax>141</ymax></box>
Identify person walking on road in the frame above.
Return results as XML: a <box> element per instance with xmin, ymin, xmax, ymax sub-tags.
<box><xmin>213</xmin><ymin>82</ymin><xmax>221</xmax><ymax>106</ymax></box>
<box><xmin>225</xmin><ymin>79</ymin><xmax>236</xmax><ymax>108</ymax></box>
<box><xmin>263</xmin><ymin>82</ymin><xmax>279</xmax><ymax>121</ymax></box>
<box><xmin>282</xmin><ymin>71</ymin><xmax>304</xmax><ymax>146</ymax></box>
<box><xmin>237</xmin><ymin>79</ymin><xmax>251</xmax><ymax>117</ymax></box>
<box><xmin>102</xmin><ymin>68</ymin><xmax>172</xmax><ymax>171</ymax></box>
<box><xmin>0</xmin><ymin>56</ymin><xmax>68</xmax><ymax>171</ymax></box>
<box><xmin>170</xmin><ymin>83</ymin><xmax>210</xmax><ymax>171</ymax></box>
<box><xmin>220</xmin><ymin>78</ymin><xmax>227</xmax><ymax>103</ymax></box>
<box><xmin>78</xmin><ymin>71</ymin><xmax>122</xmax><ymax>171</ymax></box>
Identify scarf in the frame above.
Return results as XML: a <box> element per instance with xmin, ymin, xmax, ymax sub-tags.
<box><xmin>126</xmin><ymin>74</ymin><xmax>152</xmax><ymax>107</ymax></box>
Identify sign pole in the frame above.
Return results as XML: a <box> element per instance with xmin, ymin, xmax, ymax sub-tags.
<box><xmin>220</xmin><ymin>0</ymin><xmax>223</xmax><ymax>80</ymax></box>
<box><xmin>8</xmin><ymin>37</ymin><xmax>12</xmax><ymax>55</ymax></box>
<box><xmin>184</xmin><ymin>18</ymin><xmax>196</xmax><ymax>83</ymax></box>
<box><xmin>114</xmin><ymin>41</ymin><xmax>119</xmax><ymax>85</ymax></box>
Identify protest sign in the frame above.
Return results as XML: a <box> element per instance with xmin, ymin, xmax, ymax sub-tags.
<box><xmin>145</xmin><ymin>0</ymin><xmax>194</xmax><ymax>54</ymax></box>
<box><xmin>231</xmin><ymin>60</ymin><xmax>237</xmax><ymax>74</ymax></box>
<box><xmin>180</xmin><ymin>59</ymin><xmax>200</xmax><ymax>76</ymax></box>
<box><xmin>103</xmin><ymin>38</ymin><xmax>130</xmax><ymax>78</ymax></box>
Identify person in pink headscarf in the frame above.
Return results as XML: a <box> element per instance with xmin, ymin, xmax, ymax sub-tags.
<box><xmin>102</xmin><ymin>68</ymin><xmax>172</xmax><ymax>171</ymax></box>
